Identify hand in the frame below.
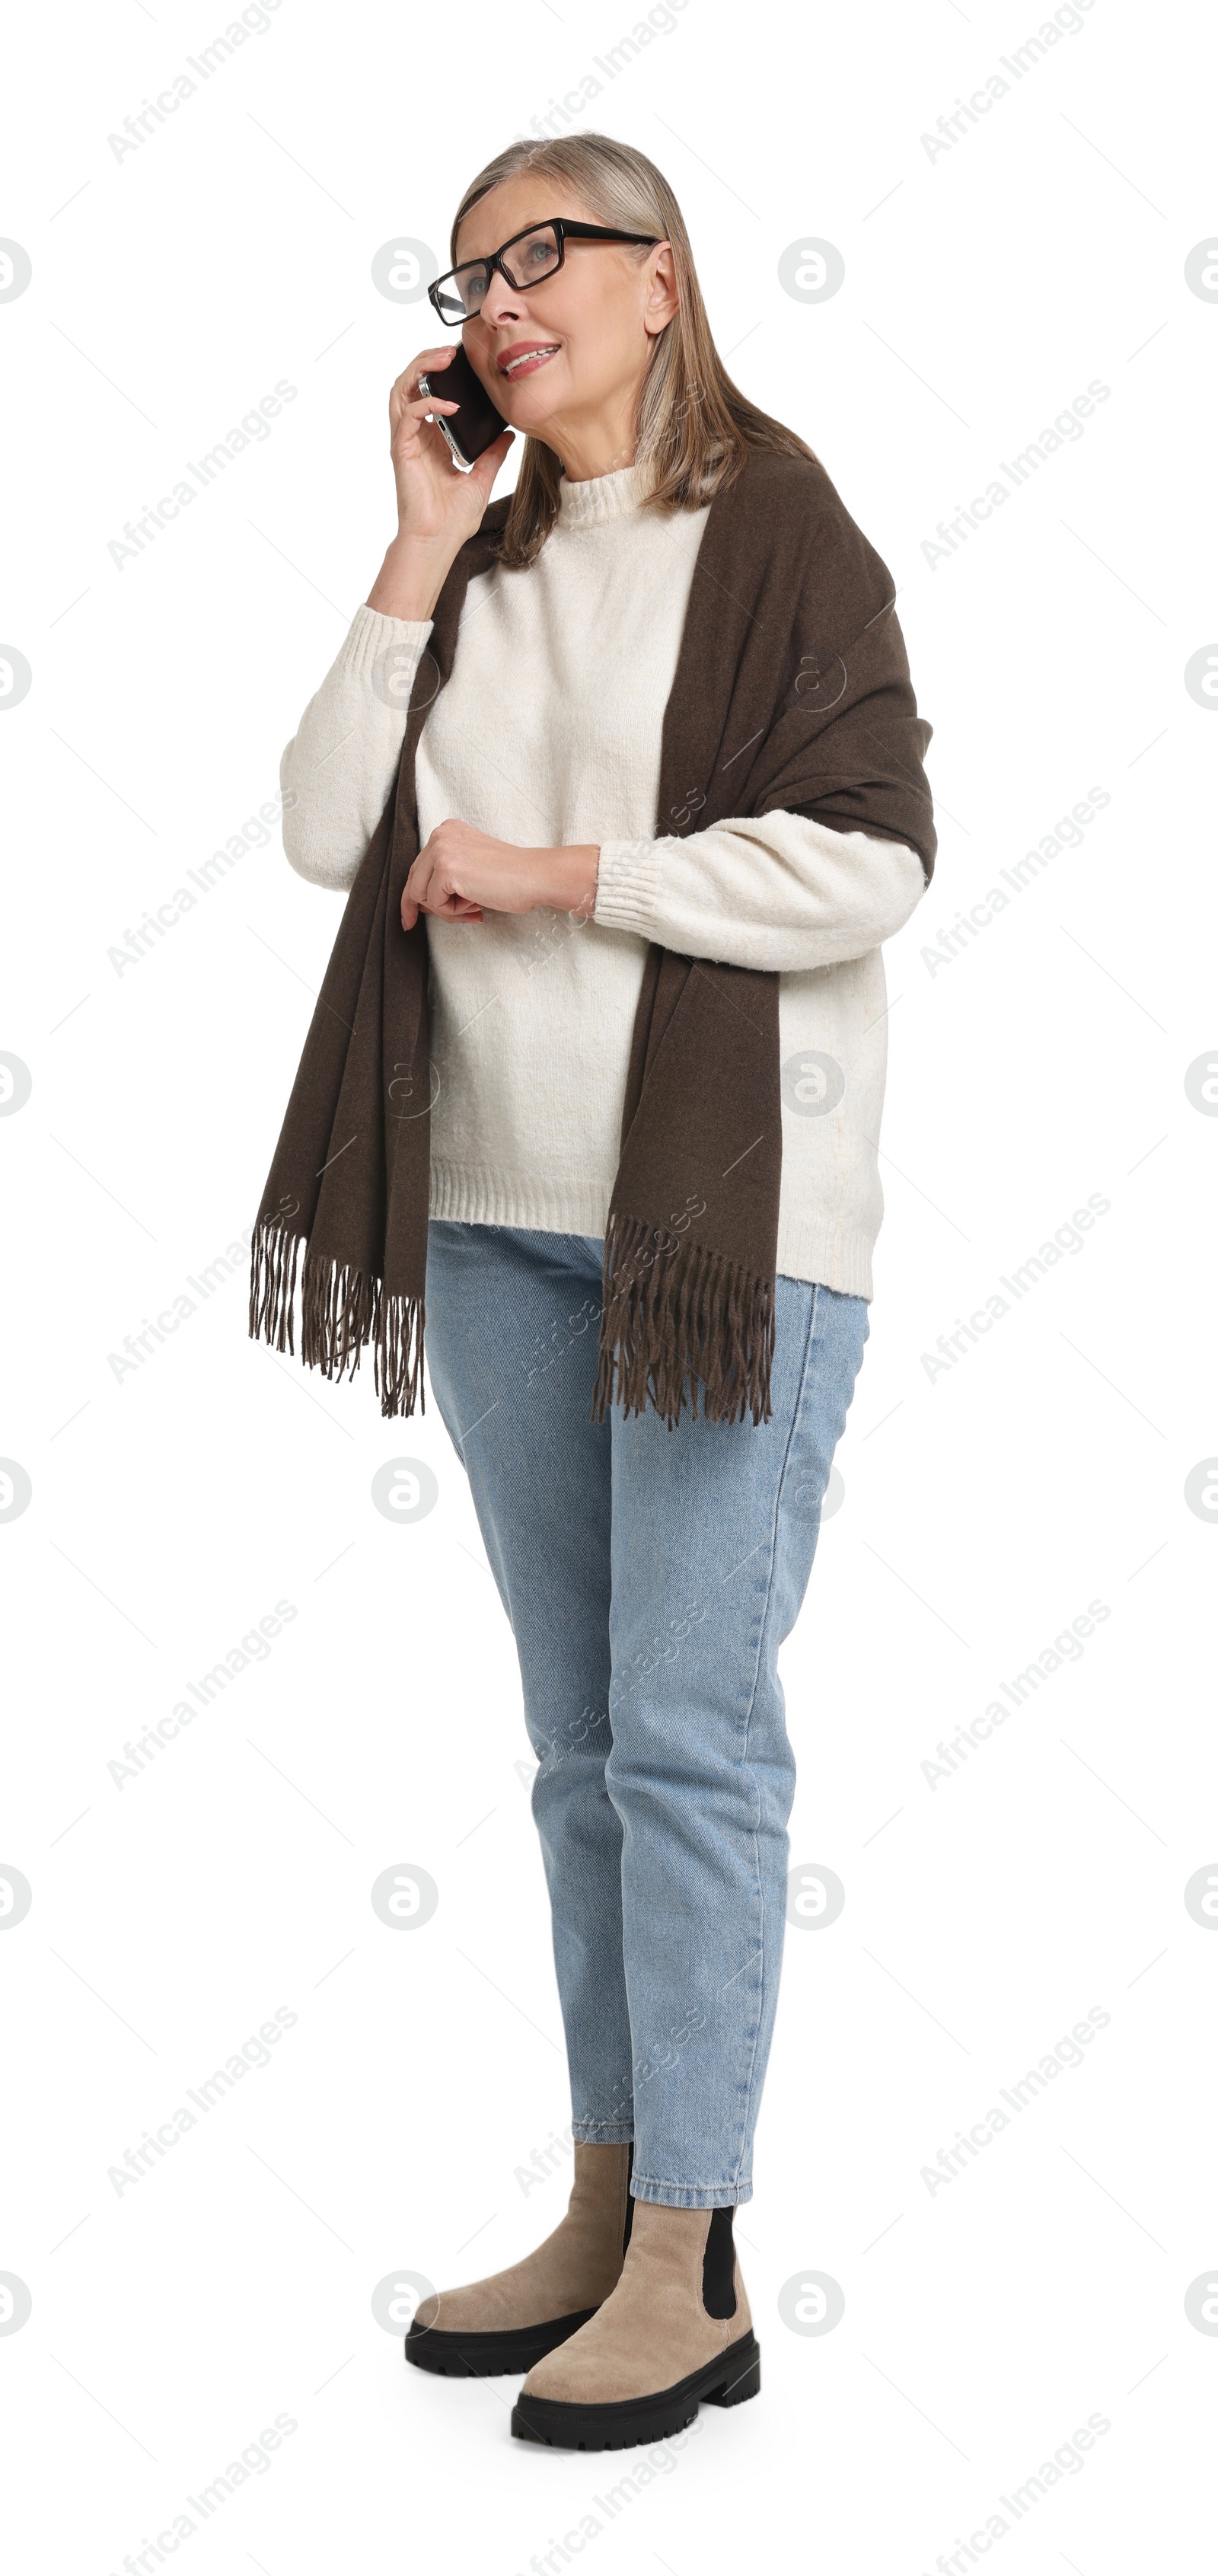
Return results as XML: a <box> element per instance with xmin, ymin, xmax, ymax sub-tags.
<box><xmin>401</xmin><ymin>820</ymin><xmax>600</xmax><ymax>931</ymax></box>
<box><xmin>367</xmin><ymin>346</ymin><xmax>515</xmax><ymax>620</ymax></box>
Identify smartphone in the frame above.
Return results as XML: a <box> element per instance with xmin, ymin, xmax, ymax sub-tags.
<box><xmin>419</xmin><ymin>344</ymin><xmax>508</xmax><ymax>473</ymax></box>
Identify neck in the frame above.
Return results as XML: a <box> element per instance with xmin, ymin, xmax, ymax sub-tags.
<box><xmin>544</xmin><ymin>393</ymin><xmax>643</xmax><ymax>484</ymax></box>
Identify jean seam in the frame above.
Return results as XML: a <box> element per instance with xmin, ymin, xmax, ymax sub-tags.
<box><xmin>630</xmin><ymin>2172</ymin><xmax>753</xmax><ymax>2190</ymax></box>
<box><xmin>630</xmin><ymin>2175</ymin><xmax>754</xmax><ymax>2204</ymax></box>
<box><xmin>722</xmin><ymin>1281</ymin><xmax>821</xmax><ymax>2195</ymax></box>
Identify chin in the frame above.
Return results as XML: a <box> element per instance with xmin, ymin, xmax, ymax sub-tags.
<box><xmin>493</xmin><ymin>354</ymin><xmax>567</xmax><ymax>417</ymax></box>
<box><xmin>512</xmin><ymin>392</ymin><xmax>561</xmax><ymax>425</ymax></box>
<box><xmin>502</xmin><ymin>397</ymin><xmax>563</xmax><ymax>441</ymax></box>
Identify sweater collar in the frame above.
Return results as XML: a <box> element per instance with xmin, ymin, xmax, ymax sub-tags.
<box><xmin>556</xmin><ymin>461</ymin><xmax>650</xmax><ymax>528</ymax></box>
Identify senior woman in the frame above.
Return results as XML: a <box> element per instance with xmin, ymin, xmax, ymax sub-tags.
<box><xmin>258</xmin><ymin>131</ymin><xmax>935</xmax><ymax>2452</ymax></box>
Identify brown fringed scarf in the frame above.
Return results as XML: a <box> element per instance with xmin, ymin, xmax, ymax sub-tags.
<box><xmin>249</xmin><ymin>449</ymin><xmax>936</xmax><ymax>1427</ymax></box>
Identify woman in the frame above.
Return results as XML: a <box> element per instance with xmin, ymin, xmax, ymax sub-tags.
<box><xmin>265</xmin><ymin>132</ymin><xmax>935</xmax><ymax>2452</ymax></box>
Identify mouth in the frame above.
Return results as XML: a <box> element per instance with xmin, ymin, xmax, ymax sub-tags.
<box><xmin>497</xmin><ymin>343</ymin><xmax>561</xmax><ymax>380</ymax></box>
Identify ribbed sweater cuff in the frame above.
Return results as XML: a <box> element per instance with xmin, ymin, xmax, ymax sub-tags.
<box><xmin>593</xmin><ymin>837</ymin><xmax>667</xmax><ymax>938</ymax></box>
<box><xmin>337</xmin><ymin>603</ymin><xmax>433</xmax><ymax>685</ymax></box>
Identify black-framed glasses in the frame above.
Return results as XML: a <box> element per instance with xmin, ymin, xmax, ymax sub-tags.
<box><xmin>428</xmin><ymin>219</ymin><xmax>662</xmax><ymax>325</ymax></box>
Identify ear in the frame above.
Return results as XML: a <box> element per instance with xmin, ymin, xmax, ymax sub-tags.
<box><xmin>642</xmin><ymin>241</ymin><xmax>680</xmax><ymax>337</ymax></box>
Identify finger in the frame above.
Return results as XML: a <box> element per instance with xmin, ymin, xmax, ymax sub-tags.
<box><xmin>393</xmin><ymin>403</ymin><xmax>461</xmax><ymax>464</ymax></box>
<box><xmin>392</xmin><ymin>413</ymin><xmax>456</xmax><ymax>465</ymax></box>
<box><xmin>393</xmin><ymin>385</ymin><xmax>460</xmax><ymax>436</ymax></box>
<box><xmin>400</xmin><ymin>892</ymin><xmax>419</xmax><ymax>931</ymax></box>
<box><xmin>469</xmin><ymin>426</ymin><xmax>515</xmax><ymax>491</ymax></box>
<box><xmin>392</xmin><ymin>424</ymin><xmax>443</xmax><ymax>472</ymax></box>
<box><xmin>405</xmin><ymin>844</ymin><xmax>438</xmax><ymax>909</ymax></box>
<box><xmin>396</xmin><ymin>348</ymin><xmax>456</xmax><ymax>385</ymax></box>
<box><xmin>400</xmin><ymin>392</ymin><xmax>460</xmax><ymax>429</ymax></box>
<box><xmin>398</xmin><ymin>386</ymin><xmax>461</xmax><ymax>413</ymax></box>
<box><xmin>426</xmin><ymin>893</ymin><xmax>482</xmax><ymax>921</ymax></box>
<box><xmin>391</xmin><ymin>383</ymin><xmax>458</xmax><ymax>442</ymax></box>
<box><xmin>413</xmin><ymin>853</ymin><xmax>464</xmax><ymax>918</ymax></box>
<box><xmin>395</xmin><ymin>347</ymin><xmax>459</xmax><ymax>404</ymax></box>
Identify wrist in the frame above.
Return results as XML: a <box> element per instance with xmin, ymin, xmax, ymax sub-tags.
<box><xmin>542</xmin><ymin>844</ymin><xmax>600</xmax><ymax>917</ymax></box>
<box><xmin>366</xmin><ymin>534</ymin><xmax>455</xmax><ymax>621</ymax></box>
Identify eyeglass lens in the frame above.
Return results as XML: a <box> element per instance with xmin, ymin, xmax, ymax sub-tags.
<box><xmin>436</xmin><ymin>223</ymin><xmax>562</xmax><ymax>321</ymax></box>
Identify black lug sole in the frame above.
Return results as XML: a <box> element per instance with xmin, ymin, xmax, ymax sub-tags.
<box><xmin>510</xmin><ymin>2329</ymin><xmax>760</xmax><ymax>2449</ymax></box>
<box><xmin>405</xmin><ymin>2306</ymin><xmax>597</xmax><ymax>2379</ymax></box>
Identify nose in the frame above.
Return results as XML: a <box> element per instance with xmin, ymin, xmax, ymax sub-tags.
<box><xmin>477</xmin><ymin>266</ymin><xmax>525</xmax><ymax>330</ymax></box>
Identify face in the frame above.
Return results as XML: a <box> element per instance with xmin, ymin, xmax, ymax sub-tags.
<box><xmin>453</xmin><ymin>175</ymin><xmax>678</xmax><ymax>459</ymax></box>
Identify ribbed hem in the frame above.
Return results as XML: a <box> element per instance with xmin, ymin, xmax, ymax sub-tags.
<box><xmin>429</xmin><ymin>1160</ymin><xmax>614</xmax><ymax>1234</ymax></box>
<box><xmin>338</xmin><ymin>602</ymin><xmax>433</xmax><ymax>682</ymax></box>
<box><xmin>776</xmin><ymin>1213</ymin><xmax>875</xmax><ymax>1300</ymax></box>
<box><xmin>593</xmin><ymin>836</ymin><xmax>667</xmax><ymax>937</ymax></box>
<box><xmin>556</xmin><ymin>461</ymin><xmax>651</xmax><ymax>528</ymax></box>
<box><xmin>427</xmin><ymin>1170</ymin><xmax>876</xmax><ymax>1293</ymax></box>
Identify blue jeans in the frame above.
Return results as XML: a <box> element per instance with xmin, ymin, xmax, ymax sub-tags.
<box><xmin>424</xmin><ymin>1223</ymin><xmax>869</xmax><ymax>2207</ymax></box>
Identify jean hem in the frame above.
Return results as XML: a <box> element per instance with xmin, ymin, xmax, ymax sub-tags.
<box><xmin>630</xmin><ymin>2175</ymin><xmax>753</xmax><ymax>2209</ymax></box>
<box><xmin>571</xmin><ymin>2122</ymin><xmax>635</xmax><ymax>2145</ymax></box>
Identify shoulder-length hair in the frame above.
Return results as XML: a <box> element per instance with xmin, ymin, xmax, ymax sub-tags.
<box><xmin>448</xmin><ymin>132</ymin><xmax>818</xmax><ymax>569</ymax></box>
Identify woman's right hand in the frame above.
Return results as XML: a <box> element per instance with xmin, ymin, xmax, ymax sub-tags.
<box><xmin>366</xmin><ymin>346</ymin><xmax>514</xmax><ymax>621</ymax></box>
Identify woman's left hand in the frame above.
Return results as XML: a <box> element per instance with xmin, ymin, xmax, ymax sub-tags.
<box><xmin>401</xmin><ymin>821</ymin><xmax>600</xmax><ymax>930</ymax></box>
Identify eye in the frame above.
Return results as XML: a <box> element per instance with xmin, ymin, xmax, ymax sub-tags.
<box><xmin>518</xmin><ymin>229</ymin><xmax>558</xmax><ymax>273</ymax></box>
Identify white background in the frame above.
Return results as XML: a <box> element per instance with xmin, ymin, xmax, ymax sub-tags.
<box><xmin>2</xmin><ymin>0</ymin><xmax>1216</xmax><ymax>2568</ymax></box>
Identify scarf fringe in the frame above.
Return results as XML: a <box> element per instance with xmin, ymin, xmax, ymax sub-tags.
<box><xmin>248</xmin><ymin>1216</ymin><xmax>301</xmax><ymax>1355</ymax></box>
<box><xmin>375</xmin><ymin>1274</ymin><xmax>426</xmax><ymax>1420</ymax></box>
<box><xmin>592</xmin><ymin>1214</ymin><xmax>775</xmax><ymax>1430</ymax></box>
<box><xmin>248</xmin><ymin>1218</ymin><xmax>425</xmax><ymax>1419</ymax></box>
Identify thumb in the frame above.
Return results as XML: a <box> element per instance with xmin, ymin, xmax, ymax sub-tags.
<box><xmin>471</xmin><ymin>426</ymin><xmax>515</xmax><ymax>496</ymax></box>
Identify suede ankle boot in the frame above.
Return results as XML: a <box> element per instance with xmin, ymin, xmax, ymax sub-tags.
<box><xmin>511</xmin><ymin>2200</ymin><xmax>760</xmax><ymax>2449</ymax></box>
<box><xmin>406</xmin><ymin>2141</ymin><xmax>633</xmax><ymax>2378</ymax></box>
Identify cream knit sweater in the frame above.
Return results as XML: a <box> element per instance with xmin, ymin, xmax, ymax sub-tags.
<box><xmin>280</xmin><ymin>463</ymin><xmax>927</xmax><ymax>1295</ymax></box>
